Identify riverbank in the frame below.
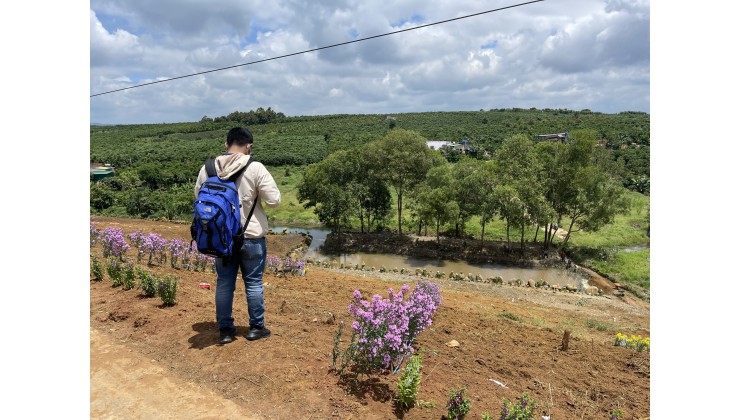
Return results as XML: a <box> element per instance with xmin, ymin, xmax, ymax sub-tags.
<box><xmin>316</xmin><ymin>231</ymin><xmax>627</xmax><ymax>295</ymax></box>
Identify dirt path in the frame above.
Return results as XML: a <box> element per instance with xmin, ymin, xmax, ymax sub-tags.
<box><xmin>90</xmin><ymin>328</ymin><xmax>258</xmax><ymax>419</ymax></box>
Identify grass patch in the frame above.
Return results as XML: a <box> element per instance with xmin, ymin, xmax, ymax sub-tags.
<box><xmin>530</xmin><ymin>317</ymin><xmax>546</xmax><ymax>328</ymax></box>
<box><xmin>587</xmin><ymin>249</ymin><xmax>650</xmax><ymax>290</ymax></box>
<box><xmin>263</xmin><ymin>165</ymin><xmax>322</xmax><ymax>226</ymax></box>
<box><xmin>584</xmin><ymin>319</ymin><xmax>618</xmax><ymax>332</ymax></box>
<box><xmin>498</xmin><ymin>311</ymin><xmax>524</xmax><ymax>323</ymax></box>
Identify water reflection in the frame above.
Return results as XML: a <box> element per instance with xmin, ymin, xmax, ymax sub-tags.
<box><xmin>272</xmin><ymin>226</ymin><xmax>587</xmax><ymax>287</ymax></box>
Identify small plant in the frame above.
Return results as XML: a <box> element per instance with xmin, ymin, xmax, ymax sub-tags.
<box><xmin>396</xmin><ymin>352</ymin><xmax>423</xmax><ymax>409</ymax></box>
<box><xmin>446</xmin><ymin>387</ymin><xmax>471</xmax><ymax>420</ymax></box>
<box><xmin>136</xmin><ymin>266</ymin><xmax>157</xmax><ymax>297</ymax></box>
<box><xmin>481</xmin><ymin>413</ymin><xmax>493</xmax><ymax>420</ymax></box>
<box><xmin>500</xmin><ymin>392</ymin><xmax>537</xmax><ymax>420</ymax></box>
<box><xmin>585</xmin><ymin>319</ymin><xmax>612</xmax><ymax>331</ymax></box>
<box><xmin>91</xmin><ymin>255</ymin><xmax>104</xmax><ymax>281</ymax></box>
<box><xmin>122</xmin><ymin>262</ymin><xmax>136</xmax><ymax>290</ymax></box>
<box><xmin>106</xmin><ymin>259</ymin><xmax>124</xmax><ymax>287</ymax></box>
<box><xmin>609</xmin><ymin>408</ymin><xmax>624</xmax><ymax>420</ymax></box>
<box><xmin>156</xmin><ymin>274</ymin><xmax>178</xmax><ymax>306</ymax></box>
<box><xmin>499</xmin><ymin>311</ymin><xmax>523</xmax><ymax>323</ymax></box>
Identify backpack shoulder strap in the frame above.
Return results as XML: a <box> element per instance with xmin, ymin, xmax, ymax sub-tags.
<box><xmin>204</xmin><ymin>159</ymin><xmax>217</xmax><ymax>178</ymax></box>
<box><xmin>234</xmin><ymin>157</ymin><xmax>261</xmax><ymax>236</ymax></box>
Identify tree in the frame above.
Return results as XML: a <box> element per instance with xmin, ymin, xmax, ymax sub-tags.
<box><xmin>493</xmin><ymin>134</ymin><xmax>549</xmax><ymax>252</ymax></box>
<box><xmin>538</xmin><ymin>129</ymin><xmax>629</xmax><ymax>249</ymax></box>
<box><xmin>365</xmin><ymin>129</ymin><xmax>436</xmax><ymax>235</ymax></box>
<box><xmin>449</xmin><ymin>157</ymin><xmax>484</xmax><ymax>237</ymax></box>
<box><xmin>90</xmin><ymin>181</ymin><xmax>115</xmax><ymax>211</ymax></box>
<box><xmin>297</xmin><ymin>158</ymin><xmax>355</xmax><ymax>234</ymax></box>
<box><xmin>468</xmin><ymin>161</ymin><xmax>499</xmax><ymax>241</ymax></box>
<box><xmin>560</xmin><ymin>166</ymin><xmax>629</xmax><ymax>247</ymax></box>
<box><xmin>415</xmin><ymin>164</ymin><xmax>458</xmax><ymax>241</ymax></box>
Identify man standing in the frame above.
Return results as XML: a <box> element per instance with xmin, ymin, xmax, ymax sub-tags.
<box><xmin>194</xmin><ymin>127</ymin><xmax>281</xmax><ymax>345</ymax></box>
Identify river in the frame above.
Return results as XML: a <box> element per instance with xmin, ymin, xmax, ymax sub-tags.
<box><xmin>272</xmin><ymin>226</ymin><xmax>589</xmax><ymax>288</ymax></box>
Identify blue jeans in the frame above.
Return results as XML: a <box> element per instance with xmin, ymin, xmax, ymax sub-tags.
<box><xmin>214</xmin><ymin>237</ymin><xmax>267</xmax><ymax>330</ymax></box>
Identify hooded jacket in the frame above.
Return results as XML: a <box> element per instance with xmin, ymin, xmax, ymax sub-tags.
<box><xmin>194</xmin><ymin>153</ymin><xmax>281</xmax><ymax>238</ymax></box>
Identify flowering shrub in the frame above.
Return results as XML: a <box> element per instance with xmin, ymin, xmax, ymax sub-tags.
<box><xmin>168</xmin><ymin>239</ymin><xmax>186</xmax><ymax>268</ymax></box>
<box><xmin>90</xmin><ymin>220</ymin><xmax>100</xmax><ymax>247</ymax></box>
<box><xmin>614</xmin><ymin>333</ymin><xmax>650</xmax><ymax>352</ymax></box>
<box><xmin>500</xmin><ymin>392</ymin><xmax>537</xmax><ymax>420</ymax></box>
<box><xmin>266</xmin><ymin>255</ymin><xmax>282</xmax><ymax>273</ymax></box>
<box><xmin>100</xmin><ymin>227</ymin><xmax>130</xmax><ymax>260</ymax></box>
<box><xmin>266</xmin><ymin>256</ymin><xmax>307</xmax><ymax>276</ymax></box>
<box><xmin>333</xmin><ymin>280</ymin><xmax>442</xmax><ymax>377</ymax></box>
<box><xmin>446</xmin><ymin>387</ymin><xmax>471</xmax><ymax>420</ymax></box>
<box><xmin>192</xmin><ymin>252</ymin><xmax>213</xmax><ymax>272</ymax></box>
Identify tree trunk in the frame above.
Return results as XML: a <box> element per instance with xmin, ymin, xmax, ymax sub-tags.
<box><xmin>436</xmin><ymin>219</ymin><xmax>440</xmax><ymax>243</ymax></box>
<box><xmin>506</xmin><ymin>222</ymin><xmax>511</xmax><ymax>251</ymax></box>
<box><xmin>359</xmin><ymin>204</ymin><xmax>365</xmax><ymax>233</ymax></box>
<box><xmin>417</xmin><ymin>219</ymin><xmax>422</xmax><ymax>236</ymax></box>
<box><xmin>562</xmin><ymin>217</ymin><xmax>578</xmax><ymax>248</ymax></box>
<box><xmin>533</xmin><ymin>225</ymin><xmax>540</xmax><ymax>243</ymax></box>
<box><xmin>397</xmin><ymin>189</ymin><xmax>403</xmax><ymax>235</ymax></box>
<box><xmin>520</xmin><ymin>223</ymin><xmax>525</xmax><ymax>253</ymax></box>
<box><xmin>480</xmin><ymin>218</ymin><xmax>486</xmax><ymax>241</ymax></box>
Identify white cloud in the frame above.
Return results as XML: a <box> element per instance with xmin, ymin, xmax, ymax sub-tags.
<box><xmin>90</xmin><ymin>0</ymin><xmax>650</xmax><ymax>124</ymax></box>
<box><xmin>90</xmin><ymin>10</ymin><xmax>141</xmax><ymax>67</ymax></box>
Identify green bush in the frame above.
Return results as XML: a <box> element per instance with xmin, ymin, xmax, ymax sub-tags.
<box><xmin>156</xmin><ymin>274</ymin><xmax>178</xmax><ymax>306</ymax></box>
<box><xmin>122</xmin><ymin>262</ymin><xmax>136</xmax><ymax>290</ymax></box>
<box><xmin>396</xmin><ymin>352</ymin><xmax>423</xmax><ymax>409</ymax></box>
<box><xmin>106</xmin><ymin>259</ymin><xmax>123</xmax><ymax>287</ymax></box>
<box><xmin>136</xmin><ymin>267</ymin><xmax>157</xmax><ymax>297</ymax></box>
<box><xmin>91</xmin><ymin>255</ymin><xmax>104</xmax><ymax>281</ymax></box>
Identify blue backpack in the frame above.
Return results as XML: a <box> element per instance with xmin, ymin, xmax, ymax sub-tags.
<box><xmin>191</xmin><ymin>157</ymin><xmax>258</xmax><ymax>258</ymax></box>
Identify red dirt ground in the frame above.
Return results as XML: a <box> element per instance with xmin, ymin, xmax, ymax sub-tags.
<box><xmin>90</xmin><ymin>216</ymin><xmax>650</xmax><ymax>419</ymax></box>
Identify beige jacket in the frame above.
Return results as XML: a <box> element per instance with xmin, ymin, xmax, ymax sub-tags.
<box><xmin>194</xmin><ymin>153</ymin><xmax>281</xmax><ymax>238</ymax></box>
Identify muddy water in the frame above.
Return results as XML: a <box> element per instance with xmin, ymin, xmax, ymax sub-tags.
<box><xmin>273</xmin><ymin>226</ymin><xmax>588</xmax><ymax>288</ymax></box>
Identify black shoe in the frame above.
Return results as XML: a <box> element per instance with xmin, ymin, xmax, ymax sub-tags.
<box><xmin>246</xmin><ymin>325</ymin><xmax>271</xmax><ymax>341</ymax></box>
<box><xmin>219</xmin><ymin>327</ymin><xmax>237</xmax><ymax>345</ymax></box>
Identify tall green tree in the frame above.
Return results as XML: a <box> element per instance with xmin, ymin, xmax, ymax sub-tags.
<box><xmin>449</xmin><ymin>157</ymin><xmax>485</xmax><ymax>237</ymax></box>
<box><xmin>468</xmin><ymin>160</ymin><xmax>499</xmax><ymax>240</ymax></box>
<box><xmin>415</xmin><ymin>164</ymin><xmax>458</xmax><ymax>241</ymax></box>
<box><xmin>493</xmin><ymin>134</ymin><xmax>549</xmax><ymax>252</ymax></box>
<box><xmin>365</xmin><ymin>129</ymin><xmax>436</xmax><ymax>235</ymax></box>
<box><xmin>539</xmin><ymin>130</ymin><xmax>629</xmax><ymax>249</ymax></box>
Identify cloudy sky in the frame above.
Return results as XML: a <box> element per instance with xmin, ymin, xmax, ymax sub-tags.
<box><xmin>89</xmin><ymin>0</ymin><xmax>649</xmax><ymax>125</ymax></box>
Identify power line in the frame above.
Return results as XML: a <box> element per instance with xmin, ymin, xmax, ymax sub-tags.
<box><xmin>91</xmin><ymin>0</ymin><xmax>545</xmax><ymax>98</ymax></box>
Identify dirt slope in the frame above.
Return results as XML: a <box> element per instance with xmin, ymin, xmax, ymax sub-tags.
<box><xmin>90</xmin><ymin>217</ymin><xmax>650</xmax><ymax>419</ymax></box>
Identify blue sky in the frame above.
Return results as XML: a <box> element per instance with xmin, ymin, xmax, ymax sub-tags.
<box><xmin>89</xmin><ymin>0</ymin><xmax>650</xmax><ymax>124</ymax></box>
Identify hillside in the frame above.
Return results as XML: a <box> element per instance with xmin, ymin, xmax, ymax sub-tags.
<box><xmin>90</xmin><ymin>217</ymin><xmax>649</xmax><ymax>419</ymax></box>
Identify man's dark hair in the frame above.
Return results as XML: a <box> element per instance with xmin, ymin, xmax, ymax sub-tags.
<box><xmin>226</xmin><ymin>127</ymin><xmax>253</xmax><ymax>146</ymax></box>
